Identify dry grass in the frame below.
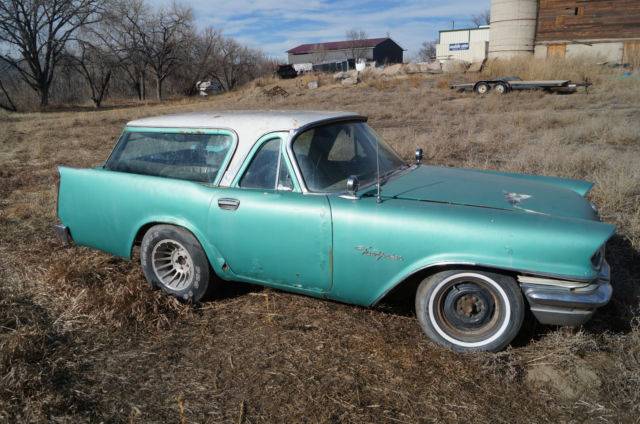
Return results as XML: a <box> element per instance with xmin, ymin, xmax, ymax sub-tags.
<box><xmin>482</xmin><ymin>56</ymin><xmax>616</xmax><ymax>83</ymax></box>
<box><xmin>1</xmin><ymin>61</ymin><xmax>640</xmax><ymax>422</ymax></box>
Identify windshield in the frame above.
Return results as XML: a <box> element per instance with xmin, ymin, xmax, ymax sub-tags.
<box><xmin>292</xmin><ymin>122</ymin><xmax>405</xmax><ymax>192</ymax></box>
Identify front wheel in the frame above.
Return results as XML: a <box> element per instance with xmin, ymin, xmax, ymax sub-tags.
<box><xmin>474</xmin><ymin>82</ymin><xmax>490</xmax><ymax>95</ymax></box>
<box><xmin>415</xmin><ymin>270</ymin><xmax>524</xmax><ymax>352</ymax></box>
<box><xmin>140</xmin><ymin>224</ymin><xmax>211</xmax><ymax>302</ymax></box>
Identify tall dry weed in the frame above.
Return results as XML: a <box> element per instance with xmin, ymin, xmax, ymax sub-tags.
<box><xmin>482</xmin><ymin>56</ymin><xmax>615</xmax><ymax>83</ymax></box>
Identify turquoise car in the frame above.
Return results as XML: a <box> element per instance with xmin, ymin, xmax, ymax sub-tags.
<box><xmin>55</xmin><ymin>111</ymin><xmax>614</xmax><ymax>352</ymax></box>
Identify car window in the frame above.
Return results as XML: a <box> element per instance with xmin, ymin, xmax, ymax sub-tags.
<box><xmin>292</xmin><ymin>122</ymin><xmax>404</xmax><ymax>192</ymax></box>
<box><xmin>277</xmin><ymin>152</ymin><xmax>294</xmax><ymax>191</ymax></box>
<box><xmin>106</xmin><ymin>131</ymin><xmax>234</xmax><ymax>183</ymax></box>
<box><xmin>239</xmin><ymin>138</ymin><xmax>280</xmax><ymax>189</ymax></box>
<box><xmin>239</xmin><ymin>138</ymin><xmax>296</xmax><ymax>191</ymax></box>
<box><xmin>327</xmin><ymin>128</ymin><xmax>357</xmax><ymax>161</ymax></box>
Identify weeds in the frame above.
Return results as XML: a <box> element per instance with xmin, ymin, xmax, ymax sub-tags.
<box><xmin>1</xmin><ymin>60</ymin><xmax>639</xmax><ymax>422</ymax></box>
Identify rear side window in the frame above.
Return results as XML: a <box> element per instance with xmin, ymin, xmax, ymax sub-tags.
<box><xmin>106</xmin><ymin>130</ymin><xmax>234</xmax><ymax>183</ymax></box>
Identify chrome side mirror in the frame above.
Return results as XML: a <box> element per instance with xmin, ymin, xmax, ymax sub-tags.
<box><xmin>346</xmin><ymin>175</ymin><xmax>359</xmax><ymax>197</ymax></box>
<box><xmin>415</xmin><ymin>148</ymin><xmax>423</xmax><ymax>165</ymax></box>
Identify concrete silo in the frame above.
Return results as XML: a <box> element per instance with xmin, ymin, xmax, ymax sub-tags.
<box><xmin>489</xmin><ymin>0</ymin><xmax>538</xmax><ymax>58</ymax></box>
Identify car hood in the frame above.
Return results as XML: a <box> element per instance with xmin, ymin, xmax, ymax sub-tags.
<box><xmin>378</xmin><ymin>166</ymin><xmax>598</xmax><ymax>221</ymax></box>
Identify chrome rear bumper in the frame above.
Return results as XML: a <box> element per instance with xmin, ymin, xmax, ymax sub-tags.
<box><xmin>519</xmin><ymin>261</ymin><xmax>611</xmax><ymax>326</ymax></box>
<box><xmin>54</xmin><ymin>224</ymin><xmax>73</xmax><ymax>246</ymax></box>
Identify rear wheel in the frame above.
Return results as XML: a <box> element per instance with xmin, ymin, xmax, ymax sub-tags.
<box><xmin>415</xmin><ymin>270</ymin><xmax>524</xmax><ymax>352</ymax></box>
<box><xmin>494</xmin><ymin>82</ymin><xmax>509</xmax><ymax>94</ymax></box>
<box><xmin>141</xmin><ymin>225</ymin><xmax>211</xmax><ymax>302</ymax></box>
<box><xmin>475</xmin><ymin>82</ymin><xmax>490</xmax><ymax>95</ymax></box>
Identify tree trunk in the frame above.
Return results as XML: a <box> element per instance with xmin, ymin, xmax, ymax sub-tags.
<box><xmin>39</xmin><ymin>84</ymin><xmax>49</xmax><ymax>108</ymax></box>
<box><xmin>0</xmin><ymin>79</ymin><xmax>17</xmax><ymax>112</ymax></box>
<box><xmin>155</xmin><ymin>76</ymin><xmax>162</xmax><ymax>101</ymax></box>
<box><xmin>140</xmin><ymin>72</ymin><xmax>146</xmax><ymax>100</ymax></box>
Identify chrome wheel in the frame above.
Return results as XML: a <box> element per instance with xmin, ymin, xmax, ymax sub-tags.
<box><xmin>151</xmin><ymin>239</ymin><xmax>194</xmax><ymax>290</ymax></box>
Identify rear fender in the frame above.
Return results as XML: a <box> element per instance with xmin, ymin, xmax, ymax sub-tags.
<box><xmin>129</xmin><ymin>217</ymin><xmax>228</xmax><ymax>276</ymax></box>
<box><xmin>57</xmin><ymin>166</ymin><xmax>228</xmax><ymax>276</ymax></box>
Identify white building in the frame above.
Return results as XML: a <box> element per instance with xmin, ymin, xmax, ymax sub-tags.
<box><xmin>436</xmin><ymin>26</ymin><xmax>490</xmax><ymax>63</ymax></box>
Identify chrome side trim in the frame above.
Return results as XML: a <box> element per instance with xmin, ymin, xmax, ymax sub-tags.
<box><xmin>517</xmin><ymin>275</ymin><xmax>590</xmax><ymax>289</ymax></box>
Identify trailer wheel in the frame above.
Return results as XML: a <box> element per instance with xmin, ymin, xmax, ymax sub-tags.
<box><xmin>494</xmin><ymin>82</ymin><xmax>509</xmax><ymax>95</ymax></box>
<box><xmin>474</xmin><ymin>82</ymin><xmax>490</xmax><ymax>95</ymax></box>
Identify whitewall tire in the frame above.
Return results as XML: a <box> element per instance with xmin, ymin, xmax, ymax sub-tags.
<box><xmin>415</xmin><ymin>270</ymin><xmax>524</xmax><ymax>352</ymax></box>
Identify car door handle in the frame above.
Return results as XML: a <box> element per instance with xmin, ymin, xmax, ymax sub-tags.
<box><xmin>218</xmin><ymin>198</ymin><xmax>240</xmax><ymax>211</ymax></box>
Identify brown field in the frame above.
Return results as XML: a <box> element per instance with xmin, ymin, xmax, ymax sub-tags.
<box><xmin>1</xmin><ymin>61</ymin><xmax>640</xmax><ymax>423</ymax></box>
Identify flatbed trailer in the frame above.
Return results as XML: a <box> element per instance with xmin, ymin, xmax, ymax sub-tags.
<box><xmin>451</xmin><ymin>77</ymin><xmax>591</xmax><ymax>95</ymax></box>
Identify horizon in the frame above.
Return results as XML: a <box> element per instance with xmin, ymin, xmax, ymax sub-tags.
<box><xmin>151</xmin><ymin>0</ymin><xmax>491</xmax><ymax>60</ymax></box>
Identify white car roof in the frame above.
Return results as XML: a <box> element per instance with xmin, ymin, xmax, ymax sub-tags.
<box><xmin>126</xmin><ymin>110</ymin><xmax>366</xmax><ymax>186</ymax></box>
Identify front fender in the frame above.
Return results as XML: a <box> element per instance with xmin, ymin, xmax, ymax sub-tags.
<box><xmin>328</xmin><ymin>196</ymin><xmax>614</xmax><ymax>308</ymax></box>
<box><xmin>366</xmin><ymin>218</ymin><xmax>615</xmax><ymax>307</ymax></box>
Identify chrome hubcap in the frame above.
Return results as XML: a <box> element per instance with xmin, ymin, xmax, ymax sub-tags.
<box><xmin>151</xmin><ymin>239</ymin><xmax>194</xmax><ymax>290</ymax></box>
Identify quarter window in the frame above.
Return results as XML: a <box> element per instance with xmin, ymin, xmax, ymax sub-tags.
<box><xmin>239</xmin><ymin>138</ymin><xmax>294</xmax><ymax>191</ymax></box>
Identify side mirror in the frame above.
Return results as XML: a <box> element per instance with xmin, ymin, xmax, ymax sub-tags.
<box><xmin>346</xmin><ymin>175</ymin><xmax>359</xmax><ymax>197</ymax></box>
<box><xmin>415</xmin><ymin>148</ymin><xmax>423</xmax><ymax>165</ymax></box>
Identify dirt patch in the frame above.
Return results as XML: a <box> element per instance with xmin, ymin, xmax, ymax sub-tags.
<box><xmin>526</xmin><ymin>360</ymin><xmax>601</xmax><ymax>400</ymax></box>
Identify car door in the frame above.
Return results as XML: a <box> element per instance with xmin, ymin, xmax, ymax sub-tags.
<box><xmin>208</xmin><ymin>134</ymin><xmax>333</xmax><ymax>293</ymax></box>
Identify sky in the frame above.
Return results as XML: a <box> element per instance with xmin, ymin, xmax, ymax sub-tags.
<box><xmin>152</xmin><ymin>0</ymin><xmax>491</xmax><ymax>60</ymax></box>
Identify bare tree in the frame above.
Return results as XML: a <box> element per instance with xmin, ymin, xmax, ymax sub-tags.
<box><xmin>71</xmin><ymin>37</ymin><xmax>117</xmax><ymax>107</ymax></box>
<box><xmin>210</xmin><ymin>38</ymin><xmax>264</xmax><ymax>92</ymax></box>
<box><xmin>418</xmin><ymin>40</ymin><xmax>437</xmax><ymax>62</ymax></box>
<box><xmin>99</xmin><ymin>0</ymin><xmax>149</xmax><ymax>100</ymax></box>
<box><xmin>0</xmin><ymin>63</ymin><xmax>17</xmax><ymax>111</ymax></box>
<box><xmin>134</xmin><ymin>3</ymin><xmax>192</xmax><ymax>100</ymax></box>
<box><xmin>471</xmin><ymin>9</ymin><xmax>491</xmax><ymax>27</ymax></box>
<box><xmin>0</xmin><ymin>0</ymin><xmax>102</xmax><ymax>107</ymax></box>
<box><xmin>345</xmin><ymin>29</ymin><xmax>369</xmax><ymax>63</ymax></box>
<box><xmin>175</xmin><ymin>27</ymin><xmax>223</xmax><ymax>96</ymax></box>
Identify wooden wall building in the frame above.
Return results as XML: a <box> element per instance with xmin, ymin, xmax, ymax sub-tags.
<box><xmin>534</xmin><ymin>0</ymin><xmax>640</xmax><ymax>63</ymax></box>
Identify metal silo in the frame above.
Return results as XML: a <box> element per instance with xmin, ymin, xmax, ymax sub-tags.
<box><xmin>489</xmin><ymin>0</ymin><xmax>538</xmax><ymax>58</ymax></box>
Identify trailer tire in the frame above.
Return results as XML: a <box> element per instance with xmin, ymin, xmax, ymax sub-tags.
<box><xmin>474</xmin><ymin>82</ymin><xmax>490</xmax><ymax>95</ymax></box>
<box><xmin>494</xmin><ymin>82</ymin><xmax>509</xmax><ymax>95</ymax></box>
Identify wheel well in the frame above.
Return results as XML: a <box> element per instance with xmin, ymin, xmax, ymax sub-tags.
<box><xmin>131</xmin><ymin>222</ymin><xmax>203</xmax><ymax>256</ymax></box>
<box><xmin>132</xmin><ymin>222</ymin><xmax>159</xmax><ymax>248</ymax></box>
<box><xmin>375</xmin><ymin>264</ymin><xmax>519</xmax><ymax>306</ymax></box>
<box><xmin>131</xmin><ymin>222</ymin><xmax>222</xmax><ymax>277</ymax></box>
